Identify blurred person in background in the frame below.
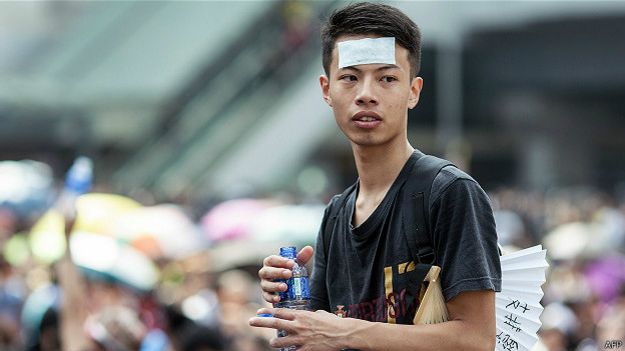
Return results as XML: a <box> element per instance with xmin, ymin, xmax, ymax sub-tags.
<box><xmin>0</xmin><ymin>256</ymin><xmax>23</xmax><ymax>350</ymax></box>
<box><xmin>164</xmin><ymin>305</ymin><xmax>226</xmax><ymax>351</ymax></box>
<box><xmin>83</xmin><ymin>306</ymin><xmax>146</xmax><ymax>351</ymax></box>
<box><xmin>251</xmin><ymin>2</ymin><xmax>501</xmax><ymax>350</ymax></box>
<box><xmin>28</xmin><ymin>308</ymin><xmax>60</xmax><ymax>351</ymax></box>
<box><xmin>215</xmin><ymin>269</ymin><xmax>271</xmax><ymax>351</ymax></box>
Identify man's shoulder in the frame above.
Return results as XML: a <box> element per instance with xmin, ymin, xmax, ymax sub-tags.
<box><xmin>428</xmin><ymin>165</ymin><xmax>482</xmax><ymax>208</ymax></box>
<box><xmin>435</xmin><ymin>165</ymin><xmax>476</xmax><ymax>184</ymax></box>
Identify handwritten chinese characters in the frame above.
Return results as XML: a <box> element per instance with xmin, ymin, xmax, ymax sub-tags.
<box><xmin>496</xmin><ymin>298</ymin><xmax>534</xmax><ymax>350</ymax></box>
<box><xmin>497</xmin><ymin>331</ymin><xmax>519</xmax><ymax>351</ymax></box>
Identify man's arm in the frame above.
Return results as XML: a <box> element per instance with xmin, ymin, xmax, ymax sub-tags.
<box><xmin>57</xmin><ymin>219</ymin><xmax>90</xmax><ymax>351</ymax></box>
<box><xmin>250</xmin><ymin>290</ymin><xmax>496</xmax><ymax>351</ymax></box>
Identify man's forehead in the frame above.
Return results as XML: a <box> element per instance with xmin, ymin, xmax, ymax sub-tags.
<box><xmin>336</xmin><ymin>37</ymin><xmax>396</xmax><ymax>69</ymax></box>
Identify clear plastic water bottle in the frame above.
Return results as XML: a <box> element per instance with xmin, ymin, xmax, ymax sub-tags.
<box><xmin>275</xmin><ymin>246</ymin><xmax>310</xmax><ymax>351</ymax></box>
<box><xmin>57</xmin><ymin>156</ymin><xmax>93</xmax><ymax>222</ymax></box>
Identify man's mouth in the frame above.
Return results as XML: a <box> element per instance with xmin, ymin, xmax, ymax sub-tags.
<box><xmin>352</xmin><ymin>111</ymin><xmax>382</xmax><ymax>121</ymax></box>
<box><xmin>358</xmin><ymin>116</ymin><xmax>377</xmax><ymax>122</ymax></box>
<box><xmin>352</xmin><ymin>111</ymin><xmax>382</xmax><ymax>129</ymax></box>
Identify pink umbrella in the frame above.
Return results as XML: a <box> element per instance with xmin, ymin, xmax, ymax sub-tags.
<box><xmin>201</xmin><ymin>199</ymin><xmax>275</xmax><ymax>243</ymax></box>
<box><xmin>584</xmin><ymin>256</ymin><xmax>625</xmax><ymax>303</ymax></box>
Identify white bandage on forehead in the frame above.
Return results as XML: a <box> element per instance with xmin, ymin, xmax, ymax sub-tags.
<box><xmin>337</xmin><ymin>37</ymin><xmax>396</xmax><ymax>69</ymax></box>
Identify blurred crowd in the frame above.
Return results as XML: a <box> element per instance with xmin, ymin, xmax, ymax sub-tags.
<box><xmin>1</xmin><ymin>159</ymin><xmax>625</xmax><ymax>351</ymax></box>
<box><xmin>491</xmin><ymin>187</ymin><xmax>625</xmax><ymax>351</ymax></box>
<box><xmin>0</xmin><ymin>159</ymin><xmax>321</xmax><ymax>351</ymax></box>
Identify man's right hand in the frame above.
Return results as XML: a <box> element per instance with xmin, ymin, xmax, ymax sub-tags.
<box><xmin>258</xmin><ymin>246</ymin><xmax>314</xmax><ymax>304</ymax></box>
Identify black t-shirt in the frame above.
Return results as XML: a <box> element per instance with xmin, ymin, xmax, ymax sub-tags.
<box><xmin>310</xmin><ymin>153</ymin><xmax>502</xmax><ymax>325</ymax></box>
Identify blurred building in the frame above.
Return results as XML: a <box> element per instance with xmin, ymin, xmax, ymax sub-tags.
<box><xmin>1</xmin><ymin>1</ymin><xmax>625</xmax><ymax>203</ymax></box>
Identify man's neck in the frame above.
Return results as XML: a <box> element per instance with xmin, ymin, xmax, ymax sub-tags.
<box><xmin>352</xmin><ymin>139</ymin><xmax>414</xmax><ymax>196</ymax></box>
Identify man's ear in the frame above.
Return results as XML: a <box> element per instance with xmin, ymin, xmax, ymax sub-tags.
<box><xmin>408</xmin><ymin>77</ymin><xmax>423</xmax><ymax>109</ymax></box>
<box><xmin>320</xmin><ymin>75</ymin><xmax>332</xmax><ymax>107</ymax></box>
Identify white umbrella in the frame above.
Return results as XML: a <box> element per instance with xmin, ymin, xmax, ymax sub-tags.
<box><xmin>0</xmin><ymin>160</ymin><xmax>54</xmax><ymax>218</ymax></box>
<box><xmin>542</xmin><ymin>222</ymin><xmax>596</xmax><ymax>260</ymax></box>
<box><xmin>496</xmin><ymin>245</ymin><xmax>549</xmax><ymax>351</ymax></box>
<box><xmin>248</xmin><ymin>204</ymin><xmax>325</xmax><ymax>244</ymax></box>
<box><xmin>70</xmin><ymin>231</ymin><xmax>159</xmax><ymax>292</ymax></box>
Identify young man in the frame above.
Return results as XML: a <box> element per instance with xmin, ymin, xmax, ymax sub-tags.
<box><xmin>250</xmin><ymin>3</ymin><xmax>501</xmax><ymax>350</ymax></box>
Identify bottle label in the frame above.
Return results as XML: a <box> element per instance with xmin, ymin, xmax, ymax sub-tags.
<box><xmin>288</xmin><ymin>277</ymin><xmax>310</xmax><ymax>300</ymax></box>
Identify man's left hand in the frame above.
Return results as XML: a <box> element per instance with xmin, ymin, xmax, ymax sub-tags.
<box><xmin>249</xmin><ymin>307</ymin><xmax>355</xmax><ymax>351</ymax></box>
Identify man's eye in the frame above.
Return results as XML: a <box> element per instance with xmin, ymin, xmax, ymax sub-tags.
<box><xmin>381</xmin><ymin>76</ymin><xmax>397</xmax><ymax>83</ymax></box>
<box><xmin>340</xmin><ymin>75</ymin><xmax>357</xmax><ymax>82</ymax></box>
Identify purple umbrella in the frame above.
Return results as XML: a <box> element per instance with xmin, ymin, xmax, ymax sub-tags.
<box><xmin>584</xmin><ymin>255</ymin><xmax>625</xmax><ymax>303</ymax></box>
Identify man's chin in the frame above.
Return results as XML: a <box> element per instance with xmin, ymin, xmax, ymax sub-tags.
<box><xmin>350</xmin><ymin>137</ymin><xmax>386</xmax><ymax>148</ymax></box>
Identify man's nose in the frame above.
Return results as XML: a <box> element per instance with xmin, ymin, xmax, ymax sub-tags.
<box><xmin>355</xmin><ymin>77</ymin><xmax>378</xmax><ymax>106</ymax></box>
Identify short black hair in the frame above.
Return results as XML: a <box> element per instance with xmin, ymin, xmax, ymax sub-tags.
<box><xmin>321</xmin><ymin>2</ymin><xmax>422</xmax><ymax>77</ymax></box>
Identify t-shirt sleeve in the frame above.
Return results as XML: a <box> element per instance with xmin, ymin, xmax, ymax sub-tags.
<box><xmin>309</xmin><ymin>197</ymin><xmax>337</xmax><ymax>312</ymax></box>
<box><xmin>430</xmin><ymin>175</ymin><xmax>502</xmax><ymax>302</ymax></box>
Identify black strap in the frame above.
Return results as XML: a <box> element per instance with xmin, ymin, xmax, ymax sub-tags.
<box><xmin>401</xmin><ymin>151</ymin><xmax>453</xmax><ymax>265</ymax></box>
<box><xmin>323</xmin><ymin>182</ymin><xmax>356</xmax><ymax>255</ymax></box>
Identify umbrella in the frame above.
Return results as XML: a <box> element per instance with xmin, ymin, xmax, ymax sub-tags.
<box><xmin>74</xmin><ymin>193</ymin><xmax>142</xmax><ymax>234</ymax></box>
<box><xmin>29</xmin><ymin>210</ymin><xmax>67</xmax><ymax>264</ymax></box>
<box><xmin>20</xmin><ymin>283</ymin><xmax>60</xmax><ymax>340</ymax></box>
<box><xmin>105</xmin><ymin>204</ymin><xmax>205</xmax><ymax>259</ymax></box>
<box><xmin>201</xmin><ymin>199</ymin><xmax>275</xmax><ymax>242</ymax></box>
<box><xmin>29</xmin><ymin>193</ymin><xmax>142</xmax><ymax>264</ymax></box>
<box><xmin>205</xmin><ymin>204</ymin><xmax>325</xmax><ymax>272</ymax></box>
<box><xmin>70</xmin><ymin>231</ymin><xmax>159</xmax><ymax>292</ymax></box>
<box><xmin>584</xmin><ymin>256</ymin><xmax>625</xmax><ymax>303</ymax></box>
<box><xmin>0</xmin><ymin>160</ymin><xmax>54</xmax><ymax>219</ymax></box>
<box><xmin>542</xmin><ymin>222</ymin><xmax>595</xmax><ymax>260</ymax></box>
<box><xmin>248</xmin><ymin>204</ymin><xmax>325</xmax><ymax>245</ymax></box>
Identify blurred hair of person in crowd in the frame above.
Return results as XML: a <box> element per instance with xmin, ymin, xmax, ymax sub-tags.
<box><xmin>27</xmin><ymin>308</ymin><xmax>60</xmax><ymax>351</ymax></box>
<box><xmin>164</xmin><ymin>305</ymin><xmax>225</xmax><ymax>351</ymax></box>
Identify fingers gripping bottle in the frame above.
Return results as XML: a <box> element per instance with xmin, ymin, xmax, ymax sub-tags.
<box><xmin>275</xmin><ymin>246</ymin><xmax>311</xmax><ymax>351</ymax></box>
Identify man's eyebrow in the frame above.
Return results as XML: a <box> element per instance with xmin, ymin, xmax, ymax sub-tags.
<box><xmin>340</xmin><ymin>66</ymin><xmax>362</xmax><ymax>73</ymax></box>
<box><xmin>376</xmin><ymin>64</ymin><xmax>400</xmax><ymax>71</ymax></box>
<box><xmin>339</xmin><ymin>64</ymin><xmax>401</xmax><ymax>73</ymax></box>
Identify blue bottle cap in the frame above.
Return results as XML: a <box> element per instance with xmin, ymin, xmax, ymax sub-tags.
<box><xmin>279</xmin><ymin>246</ymin><xmax>297</xmax><ymax>259</ymax></box>
<box><xmin>257</xmin><ymin>313</ymin><xmax>273</xmax><ymax>317</ymax></box>
<box><xmin>64</xmin><ymin>156</ymin><xmax>93</xmax><ymax>195</ymax></box>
